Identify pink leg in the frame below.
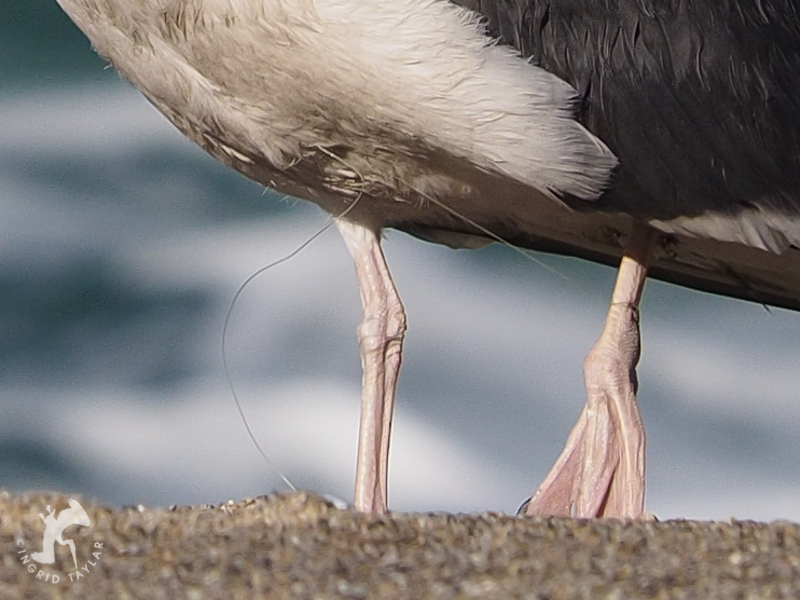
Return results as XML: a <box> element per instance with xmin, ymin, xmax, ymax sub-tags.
<box><xmin>525</xmin><ymin>228</ymin><xmax>655</xmax><ymax>519</ymax></box>
<box><xmin>336</xmin><ymin>219</ymin><xmax>406</xmax><ymax>515</ymax></box>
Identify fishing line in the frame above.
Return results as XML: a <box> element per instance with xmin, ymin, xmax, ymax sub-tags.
<box><xmin>411</xmin><ymin>187</ymin><xmax>600</xmax><ymax>299</ymax></box>
<box><xmin>222</xmin><ymin>195</ymin><xmax>363</xmax><ymax>492</ymax></box>
<box><xmin>224</xmin><ymin>147</ymin><xmax>598</xmax><ymax>491</ymax></box>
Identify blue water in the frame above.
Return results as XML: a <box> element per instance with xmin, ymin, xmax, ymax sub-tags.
<box><xmin>2</xmin><ymin>0</ymin><xmax>800</xmax><ymax>521</ymax></box>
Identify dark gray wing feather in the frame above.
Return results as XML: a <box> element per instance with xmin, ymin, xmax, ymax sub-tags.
<box><xmin>445</xmin><ymin>0</ymin><xmax>800</xmax><ymax>310</ymax></box>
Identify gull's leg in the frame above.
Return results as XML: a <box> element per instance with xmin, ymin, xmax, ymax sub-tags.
<box><xmin>525</xmin><ymin>228</ymin><xmax>655</xmax><ymax>519</ymax></box>
<box><xmin>336</xmin><ymin>219</ymin><xmax>406</xmax><ymax>515</ymax></box>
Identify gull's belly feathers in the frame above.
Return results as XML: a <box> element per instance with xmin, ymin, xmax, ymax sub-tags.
<box><xmin>56</xmin><ymin>0</ymin><xmax>615</xmax><ymax>235</ymax></box>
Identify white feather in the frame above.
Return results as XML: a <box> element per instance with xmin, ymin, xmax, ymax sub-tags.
<box><xmin>55</xmin><ymin>0</ymin><xmax>616</xmax><ymax>215</ymax></box>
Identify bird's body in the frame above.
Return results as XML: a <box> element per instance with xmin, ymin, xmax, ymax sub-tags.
<box><xmin>59</xmin><ymin>0</ymin><xmax>800</xmax><ymax>307</ymax></box>
<box><xmin>54</xmin><ymin>0</ymin><xmax>800</xmax><ymax>516</ymax></box>
<box><xmin>61</xmin><ymin>0</ymin><xmax>613</xmax><ymax>234</ymax></box>
<box><xmin>456</xmin><ymin>0</ymin><xmax>800</xmax><ymax>307</ymax></box>
<box><xmin>455</xmin><ymin>0</ymin><xmax>800</xmax><ymax>517</ymax></box>
<box><xmin>57</xmin><ymin>0</ymin><xmax>621</xmax><ymax>513</ymax></box>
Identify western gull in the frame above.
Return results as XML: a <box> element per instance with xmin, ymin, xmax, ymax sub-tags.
<box><xmin>54</xmin><ymin>0</ymin><xmax>800</xmax><ymax>518</ymax></box>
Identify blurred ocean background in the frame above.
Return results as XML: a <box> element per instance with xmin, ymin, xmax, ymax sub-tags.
<box><xmin>2</xmin><ymin>0</ymin><xmax>800</xmax><ymax>521</ymax></box>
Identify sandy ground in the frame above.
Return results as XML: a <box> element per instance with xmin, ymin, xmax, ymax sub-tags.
<box><xmin>1</xmin><ymin>490</ymin><xmax>798</xmax><ymax>599</ymax></box>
